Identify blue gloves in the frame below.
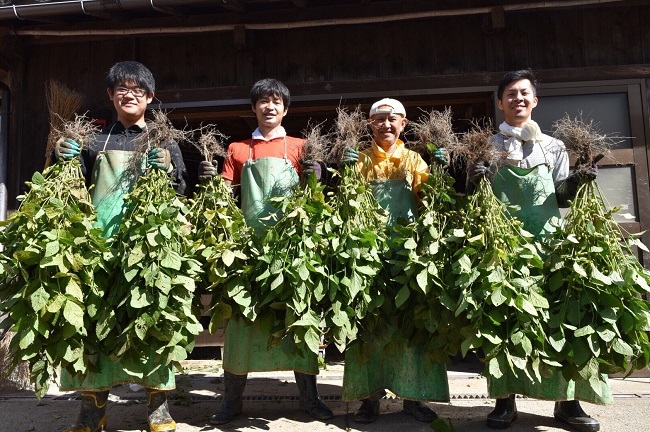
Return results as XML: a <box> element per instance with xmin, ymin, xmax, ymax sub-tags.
<box><xmin>147</xmin><ymin>148</ymin><xmax>171</xmax><ymax>171</ymax></box>
<box><xmin>55</xmin><ymin>138</ymin><xmax>81</xmax><ymax>160</ymax></box>
<box><xmin>301</xmin><ymin>160</ymin><xmax>322</xmax><ymax>181</ymax></box>
<box><xmin>432</xmin><ymin>146</ymin><xmax>448</xmax><ymax>166</ymax></box>
<box><xmin>198</xmin><ymin>160</ymin><xmax>218</xmax><ymax>181</ymax></box>
<box><xmin>341</xmin><ymin>147</ymin><xmax>359</xmax><ymax>166</ymax></box>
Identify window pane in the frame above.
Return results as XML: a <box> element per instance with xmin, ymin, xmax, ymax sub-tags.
<box><xmin>534</xmin><ymin>93</ymin><xmax>632</xmax><ymax>149</ymax></box>
<box><xmin>597</xmin><ymin>166</ymin><xmax>637</xmax><ymax>222</ymax></box>
<box><xmin>560</xmin><ymin>166</ymin><xmax>637</xmax><ymax>222</ymax></box>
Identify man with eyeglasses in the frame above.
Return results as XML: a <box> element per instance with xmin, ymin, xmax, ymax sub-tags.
<box><xmin>339</xmin><ymin>98</ymin><xmax>449</xmax><ymax>423</ymax></box>
<box><xmin>54</xmin><ymin>61</ymin><xmax>188</xmax><ymax>432</ymax></box>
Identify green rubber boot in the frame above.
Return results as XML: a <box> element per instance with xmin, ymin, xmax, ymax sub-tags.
<box><xmin>64</xmin><ymin>390</ymin><xmax>109</xmax><ymax>432</ymax></box>
<box><xmin>146</xmin><ymin>389</ymin><xmax>176</xmax><ymax>432</ymax></box>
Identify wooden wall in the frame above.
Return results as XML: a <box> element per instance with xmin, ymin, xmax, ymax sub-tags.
<box><xmin>4</xmin><ymin>4</ymin><xmax>650</xmax><ymax>204</ymax></box>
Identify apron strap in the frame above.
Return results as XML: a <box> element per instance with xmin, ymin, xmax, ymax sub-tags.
<box><xmin>247</xmin><ymin>136</ymin><xmax>291</xmax><ymax>166</ymax></box>
<box><xmin>102</xmin><ymin>122</ymin><xmax>151</xmax><ymax>153</ymax></box>
<box><xmin>101</xmin><ymin>123</ymin><xmax>117</xmax><ymax>152</ymax></box>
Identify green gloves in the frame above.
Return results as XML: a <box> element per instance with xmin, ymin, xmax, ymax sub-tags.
<box><xmin>341</xmin><ymin>147</ymin><xmax>359</xmax><ymax>165</ymax></box>
<box><xmin>55</xmin><ymin>138</ymin><xmax>81</xmax><ymax>160</ymax></box>
<box><xmin>147</xmin><ymin>148</ymin><xmax>171</xmax><ymax>170</ymax></box>
<box><xmin>432</xmin><ymin>147</ymin><xmax>448</xmax><ymax>166</ymax></box>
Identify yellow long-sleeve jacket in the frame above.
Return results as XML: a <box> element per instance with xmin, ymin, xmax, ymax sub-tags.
<box><xmin>356</xmin><ymin>139</ymin><xmax>430</xmax><ymax>195</ymax></box>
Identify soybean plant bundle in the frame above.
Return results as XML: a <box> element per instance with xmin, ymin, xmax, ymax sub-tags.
<box><xmin>543</xmin><ymin>115</ymin><xmax>650</xmax><ymax>393</ymax></box>
<box><xmin>251</xmin><ymin>173</ymin><xmax>333</xmax><ymax>356</ymax></box>
<box><xmin>453</xmin><ymin>178</ymin><xmax>550</xmax><ymax>382</ymax></box>
<box><xmin>0</xmin><ymin>120</ymin><xmax>110</xmax><ymax>397</ymax></box>
<box><xmin>544</xmin><ymin>181</ymin><xmax>650</xmax><ymax>393</ymax></box>
<box><xmin>193</xmin><ymin>174</ymin><xmax>252</xmax><ymax>330</ymax></box>
<box><xmin>326</xmin><ymin>164</ymin><xmax>388</xmax><ymax>349</ymax></box>
<box><xmin>323</xmin><ymin>107</ymin><xmax>389</xmax><ymax>349</ymax></box>
<box><xmin>103</xmin><ymin>168</ymin><xmax>203</xmax><ymax>374</ymax></box>
<box><xmin>389</xmin><ymin>108</ymin><xmax>469</xmax><ymax>362</ymax></box>
<box><xmin>448</xmin><ymin>124</ymin><xmax>550</xmax><ymax>382</ymax></box>
<box><xmin>188</xmin><ymin>128</ymin><xmax>252</xmax><ymax>334</ymax></box>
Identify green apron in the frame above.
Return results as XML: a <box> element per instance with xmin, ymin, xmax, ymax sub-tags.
<box><xmin>240</xmin><ymin>140</ymin><xmax>297</xmax><ymax>229</ymax></box>
<box><xmin>223</xmin><ymin>140</ymin><xmax>318</xmax><ymax>375</ymax></box>
<box><xmin>370</xmin><ymin>179</ymin><xmax>418</xmax><ymax>226</ymax></box>
<box><xmin>342</xmin><ymin>179</ymin><xmax>450</xmax><ymax>402</ymax></box>
<box><xmin>492</xmin><ymin>164</ymin><xmax>560</xmax><ymax>238</ymax></box>
<box><xmin>60</xmin><ymin>130</ymin><xmax>175</xmax><ymax>391</ymax></box>
<box><xmin>488</xmin><ymin>164</ymin><xmax>611</xmax><ymax>404</ymax></box>
<box><xmin>90</xmin><ymin>150</ymin><xmax>143</xmax><ymax>237</ymax></box>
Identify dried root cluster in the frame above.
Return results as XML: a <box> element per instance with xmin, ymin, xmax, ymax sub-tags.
<box><xmin>552</xmin><ymin>113</ymin><xmax>617</xmax><ymax>175</ymax></box>
<box><xmin>408</xmin><ymin>107</ymin><xmax>458</xmax><ymax>153</ymax></box>
<box><xmin>45</xmin><ymin>80</ymin><xmax>84</xmax><ymax>157</ymax></box>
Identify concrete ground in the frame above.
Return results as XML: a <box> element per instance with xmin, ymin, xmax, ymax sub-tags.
<box><xmin>1</xmin><ymin>355</ymin><xmax>649</xmax><ymax>432</ymax></box>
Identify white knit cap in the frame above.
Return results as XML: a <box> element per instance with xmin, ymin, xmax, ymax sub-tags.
<box><xmin>369</xmin><ymin>98</ymin><xmax>406</xmax><ymax>117</ymax></box>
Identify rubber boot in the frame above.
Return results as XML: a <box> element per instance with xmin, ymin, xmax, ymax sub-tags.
<box><xmin>402</xmin><ymin>399</ymin><xmax>438</xmax><ymax>422</ymax></box>
<box><xmin>486</xmin><ymin>394</ymin><xmax>517</xmax><ymax>429</ymax></box>
<box><xmin>64</xmin><ymin>390</ymin><xmax>109</xmax><ymax>432</ymax></box>
<box><xmin>146</xmin><ymin>389</ymin><xmax>176</xmax><ymax>432</ymax></box>
<box><xmin>294</xmin><ymin>372</ymin><xmax>334</xmax><ymax>421</ymax></box>
<box><xmin>554</xmin><ymin>400</ymin><xmax>600</xmax><ymax>432</ymax></box>
<box><xmin>210</xmin><ymin>371</ymin><xmax>247</xmax><ymax>425</ymax></box>
<box><xmin>353</xmin><ymin>398</ymin><xmax>380</xmax><ymax>424</ymax></box>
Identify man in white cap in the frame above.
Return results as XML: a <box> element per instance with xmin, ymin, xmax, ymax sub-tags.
<box><xmin>339</xmin><ymin>98</ymin><xmax>449</xmax><ymax>423</ymax></box>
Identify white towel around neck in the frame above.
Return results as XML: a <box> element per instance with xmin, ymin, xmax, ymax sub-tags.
<box><xmin>499</xmin><ymin>120</ymin><xmax>541</xmax><ymax>162</ymax></box>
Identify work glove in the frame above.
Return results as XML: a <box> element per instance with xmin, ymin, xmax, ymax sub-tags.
<box><xmin>147</xmin><ymin>148</ymin><xmax>171</xmax><ymax>171</ymax></box>
<box><xmin>301</xmin><ymin>160</ymin><xmax>322</xmax><ymax>181</ymax></box>
<box><xmin>341</xmin><ymin>147</ymin><xmax>359</xmax><ymax>166</ymax></box>
<box><xmin>432</xmin><ymin>146</ymin><xmax>448</xmax><ymax>166</ymax></box>
<box><xmin>570</xmin><ymin>154</ymin><xmax>602</xmax><ymax>182</ymax></box>
<box><xmin>54</xmin><ymin>138</ymin><xmax>81</xmax><ymax>160</ymax></box>
<box><xmin>198</xmin><ymin>160</ymin><xmax>218</xmax><ymax>181</ymax></box>
<box><xmin>468</xmin><ymin>161</ymin><xmax>492</xmax><ymax>184</ymax></box>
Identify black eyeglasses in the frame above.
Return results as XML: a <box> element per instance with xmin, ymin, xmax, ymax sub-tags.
<box><xmin>114</xmin><ymin>86</ymin><xmax>148</xmax><ymax>98</ymax></box>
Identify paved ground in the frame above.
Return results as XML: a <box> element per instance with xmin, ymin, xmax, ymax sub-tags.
<box><xmin>1</xmin><ymin>356</ymin><xmax>649</xmax><ymax>432</ymax></box>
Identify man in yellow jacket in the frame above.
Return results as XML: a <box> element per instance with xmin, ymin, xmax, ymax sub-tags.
<box><xmin>340</xmin><ymin>98</ymin><xmax>449</xmax><ymax>423</ymax></box>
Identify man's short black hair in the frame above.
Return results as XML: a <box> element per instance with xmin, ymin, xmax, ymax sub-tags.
<box><xmin>497</xmin><ymin>69</ymin><xmax>539</xmax><ymax>100</ymax></box>
<box><xmin>106</xmin><ymin>61</ymin><xmax>155</xmax><ymax>95</ymax></box>
<box><xmin>250</xmin><ymin>78</ymin><xmax>291</xmax><ymax>108</ymax></box>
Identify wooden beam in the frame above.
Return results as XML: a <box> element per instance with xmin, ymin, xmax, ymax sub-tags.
<box><xmin>219</xmin><ymin>0</ymin><xmax>246</xmax><ymax>13</ymax></box>
<box><xmin>292</xmin><ymin>0</ymin><xmax>309</xmax><ymax>7</ymax></box>
<box><xmin>154</xmin><ymin>64</ymin><xmax>650</xmax><ymax>108</ymax></box>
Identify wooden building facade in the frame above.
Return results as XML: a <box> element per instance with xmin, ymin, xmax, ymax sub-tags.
<box><xmin>1</xmin><ymin>0</ymin><xmax>650</xmax><ymax>263</ymax></box>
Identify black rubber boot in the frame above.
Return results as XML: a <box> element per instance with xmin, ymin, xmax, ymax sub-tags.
<box><xmin>554</xmin><ymin>400</ymin><xmax>600</xmax><ymax>432</ymax></box>
<box><xmin>64</xmin><ymin>390</ymin><xmax>109</xmax><ymax>432</ymax></box>
<box><xmin>487</xmin><ymin>394</ymin><xmax>517</xmax><ymax>429</ymax></box>
<box><xmin>402</xmin><ymin>399</ymin><xmax>438</xmax><ymax>422</ymax></box>
<box><xmin>353</xmin><ymin>398</ymin><xmax>380</xmax><ymax>424</ymax></box>
<box><xmin>210</xmin><ymin>371</ymin><xmax>247</xmax><ymax>425</ymax></box>
<box><xmin>146</xmin><ymin>389</ymin><xmax>176</xmax><ymax>432</ymax></box>
<box><xmin>294</xmin><ymin>372</ymin><xmax>334</xmax><ymax>421</ymax></box>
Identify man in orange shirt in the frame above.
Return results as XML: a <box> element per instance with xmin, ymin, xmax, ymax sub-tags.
<box><xmin>199</xmin><ymin>78</ymin><xmax>331</xmax><ymax>425</ymax></box>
